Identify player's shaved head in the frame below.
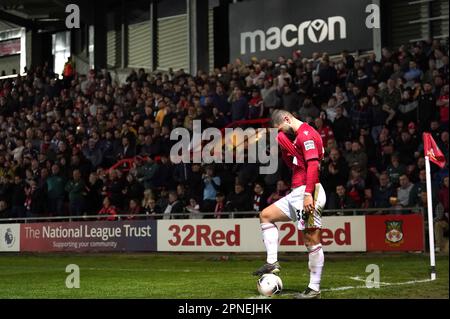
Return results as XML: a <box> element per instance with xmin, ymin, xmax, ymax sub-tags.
<box><xmin>271</xmin><ymin>109</ymin><xmax>294</xmax><ymax>127</ymax></box>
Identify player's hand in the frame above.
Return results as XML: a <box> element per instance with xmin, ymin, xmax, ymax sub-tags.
<box><xmin>303</xmin><ymin>194</ymin><xmax>315</xmax><ymax>214</ymax></box>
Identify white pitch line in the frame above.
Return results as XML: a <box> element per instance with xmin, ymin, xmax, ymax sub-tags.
<box><xmin>248</xmin><ymin>276</ymin><xmax>434</xmax><ymax>298</ymax></box>
<box><xmin>349</xmin><ymin>276</ymin><xmax>433</xmax><ymax>286</ymax></box>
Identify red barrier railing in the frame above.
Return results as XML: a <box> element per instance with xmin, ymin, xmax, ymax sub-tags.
<box><xmin>106</xmin><ymin>155</ymin><xmax>150</xmax><ymax>174</ymax></box>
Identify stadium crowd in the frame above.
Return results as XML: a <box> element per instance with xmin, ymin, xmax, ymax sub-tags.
<box><xmin>0</xmin><ymin>39</ymin><xmax>448</xmax><ymax>233</ymax></box>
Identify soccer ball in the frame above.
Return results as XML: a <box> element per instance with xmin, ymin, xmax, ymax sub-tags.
<box><xmin>257</xmin><ymin>274</ymin><xmax>283</xmax><ymax>297</ymax></box>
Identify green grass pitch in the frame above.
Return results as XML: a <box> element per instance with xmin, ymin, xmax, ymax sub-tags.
<box><xmin>0</xmin><ymin>253</ymin><xmax>448</xmax><ymax>299</ymax></box>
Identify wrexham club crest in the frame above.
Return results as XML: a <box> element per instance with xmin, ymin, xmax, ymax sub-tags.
<box><xmin>385</xmin><ymin>221</ymin><xmax>404</xmax><ymax>246</ymax></box>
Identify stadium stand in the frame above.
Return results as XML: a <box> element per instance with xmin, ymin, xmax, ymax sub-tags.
<box><xmin>0</xmin><ymin>40</ymin><xmax>448</xmax><ymax>229</ymax></box>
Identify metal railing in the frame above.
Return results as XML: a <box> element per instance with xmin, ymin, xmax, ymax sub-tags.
<box><xmin>0</xmin><ymin>207</ymin><xmax>424</xmax><ymax>224</ymax></box>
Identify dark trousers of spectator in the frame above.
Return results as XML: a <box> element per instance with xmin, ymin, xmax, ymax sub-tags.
<box><xmin>201</xmin><ymin>199</ymin><xmax>216</xmax><ymax>214</ymax></box>
<box><xmin>48</xmin><ymin>197</ymin><xmax>64</xmax><ymax>216</ymax></box>
<box><xmin>69</xmin><ymin>200</ymin><xmax>84</xmax><ymax>217</ymax></box>
<box><xmin>25</xmin><ymin>209</ymin><xmax>35</xmax><ymax>219</ymax></box>
<box><xmin>11</xmin><ymin>206</ymin><xmax>26</xmax><ymax>219</ymax></box>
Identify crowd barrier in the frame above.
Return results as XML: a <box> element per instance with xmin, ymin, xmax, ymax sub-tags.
<box><xmin>0</xmin><ymin>208</ymin><xmax>425</xmax><ymax>253</ymax></box>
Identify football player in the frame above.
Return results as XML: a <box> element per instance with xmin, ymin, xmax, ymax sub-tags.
<box><xmin>253</xmin><ymin>110</ymin><xmax>326</xmax><ymax>299</ymax></box>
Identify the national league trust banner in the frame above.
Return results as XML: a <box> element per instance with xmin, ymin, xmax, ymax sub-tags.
<box><xmin>19</xmin><ymin>220</ymin><xmax>157</xmax><ymax>252</ymax></box>
<box><xmin>229</xmin><ymin>0</ymin><xmax>375</xmax><ymax>61</ymax></box>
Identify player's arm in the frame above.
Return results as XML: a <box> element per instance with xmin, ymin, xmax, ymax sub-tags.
<box><xmin>298</xmin><ymin>137</ymin><xmax>320</xmax><ymax>213</ymax></box>
<box><xmin>304</xmin><ymin>158</ymin><xmax>320</xmax><ymax>213</ymax></box>
<box><xmin>277</xmin><ymin>132</ymin><xmax>301</xmax><ymax>169</ymax></box>
<box><xmin>277</xmin><ymin>131</ymin><xmax>303</xmax><ymax>156</ymax></box>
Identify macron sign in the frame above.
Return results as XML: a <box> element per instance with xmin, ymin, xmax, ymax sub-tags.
<box><xmin>229</xmin><ymin>0</ymin><xmax>375</xmax><ymax>61</ymax></box>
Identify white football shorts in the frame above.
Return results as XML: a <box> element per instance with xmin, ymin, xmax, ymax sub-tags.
<box><xmin>274</xmin><ymin>183</ymin><xmax>326</xmax><ymax>230</ymax></box>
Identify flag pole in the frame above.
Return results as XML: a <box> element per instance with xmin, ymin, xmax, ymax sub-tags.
<box><xmin>424</xmin><ymin>155</ymin><xmax>437</xmax><ymax>280</ymax></box>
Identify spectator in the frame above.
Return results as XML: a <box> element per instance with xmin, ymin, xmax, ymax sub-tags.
<box><xmin>98</xmin><ymin>197</ymin><xmax>118</xmax><ymax>221</ymax></box>
<box><xmin>435</xmin><ymin>176</ymin><xmax>449</xmax><ymax>252</ymax></box>
<box><xmin>225</xmin><ymin>183</ymin><xmax>252</xmax><ymax>214</ymax></box>
<box><xmin>373</xmin><ymin>173</ymin><xmax>395</xmax><ymax>208</ymax></box>
<box><xmin>329</xmin><ymin>185</ymin><xmax>356</xmax><ymax>213</ymax></box>
<box><xmin>123</xmin><ymin>172</ymin><xmax>144</xmax><ymax>203</ymax></box>
<box><xmin>267</xmin><ymin>180</ymin><xmax>290</xmax><ymax>205</ymax></box>
<box><xmin>230</xmin><ymin>87</ymin><xmax>248</xmax><ymax>121</ymax></box>
<box><xmin>248</xmin><ymin>89</ymin><xmax>264</xmax><ymax>119</ymax></box>
<box><xmin>212</xmin><ymin>85</ymin><xmax>231</xmax><ymax>120</ymax></box>
<box><xmin>126</xmin><ymin>199</ymin><xmax>141</xmax><ymax>219</ymax></box>
<box><xmin>321</xmin><ymin>148</ymin><xmax>349</xmax><ymax>195</ymax></box>
<box><xmin>438</xmin><ymin>176</ymin><xmax>449</xmax><ymax>216</ymax></box>
<box><xmin>0</xmin><ymin>200</ymin><xmax>10</xmax><ymax>218</ymax></box>
<box><xmin>298</xmin><ymin>97</ymin><xmax>320</xmax><ymax>122</ymax></box>
<box><xmin>253</xmin><ymin>182</ymin><xmax>268</xmax><ymax>213</ymax></box>
<box><xmin>380</xmin><ymin>78</ymin><xmax>402</xmax><ymax>111</ymax></box>
<box><xmin>103</xmin><ymin>169</ymin><xmax>125</xmax><ymax>209</ymax></box>
<box><xmin>396</xmin><ymin>131</ymin><xmax>418</xmax><ymax>165</ymax></box>
<box><xmin>261</xmin><ymin>79</ymin><xmax>280</xmax><ymax>111</ymax></box>
<box><xmin>202</xmin><ymin>165</ymin><xmax>221</xmax><ymax>212</ymax></box>
<box><xmin>23</xmin><ymin>180</ymin><xmax>44</xmax><ymax>218</ymax></box>
<box><xmin>65</xmin><ymin>169</ymin><xmax>86</xmax><ymax>216</ymax></box>
<box><xmin>214</xmin><ymin>192</ymin><xmax>226</xmax><ymax>219</ymax></box>
<box><xmin>332</xmin><ymin>105</ymin><xmax>352</xmax><ymax>145</ymax></box>
<box><xmin>387</xmin><ymin>154</ymin><xmax>406</xmax><ymax>187</ymax></box>
<box><xmin>344</xmin><ymin>141</ymin><xmax>368</xmax><ymax>178</ymax></box>
<box><xmin>281</xmin><ymin>85</ymin><xmax>300</xmax><ymax>114</ymax></box>
<box><xmin>315</xmin><ymin>117</ymin><xmax>334</xmax><ymax>146</ymax></box>
<box><xmin>346</xmin><ymin>168</ymin><xmax>365</xmax><ymax>206</ymax></box>
<box><xmin>277</xmin><ymin>65</ymin><xmax>292</xmax><ymax>89</ymax></box>
<box><xmin>398</xmin><ymin>88</ymin><xmax>419</xmax><ymax>124</ymax></box>
<box><xmin>82</xmin><ymin>139</ymin><xmax>103</xmax><ymax>169</ymax></box>
<box><xmin>46</xmin><ymin>164</ymin><xmax>66</xmax><ymax>216</ymax></box>
<box><xmin>136</xmin><ymin>157</ymin><xmax>159</xmax><ymax>190</ymax></box>
<box><xmin>117</xmin><ymin>136</ymin><xmax>135</xmax><ymax>159</ymax></box>
<box><xmin>157</xmin><ymin>188</ymin><xmax>169</xmax><ymax>212</ymax></box>
<box><xmin>350</xmin><ymin>97</ymin><xmax>372</xmax><ymax>136</ymax></box>
<box><xmin>10</xmin><ymin>175</ymin><xmax>26</xmax><ymax>218</ymax></box>
<box><xmin>361</xmin><ymin>188</ymin><xmax>374</xmax><ymax>209</ymax></box>
<box><xmin>85</xmin><ymin>172</ymin><xmax>103</xmax><ymax>214</ymax></box>
<box><xmin>403</xmin><ymin>61</ymin><xmax>423</xmax><ymax>84</ymax></box>
<box><xmin>186</xmin><ymin>198</ymin><xmax>201</xmax><ymax>219</ymax></box>
<box><xmin>142</xmin><ymin>191</ymin><xmax>161</xmax><ymax>219</ymax></box>
<box><xmin>163</xmin><ymin>191</ymin><xmax>184</xmax><ymax>219</ymax></box>
<box><xmin>417</xmin><ymin>82</ymin><xmax>438</xmax><ymax>133</ymax></box>
<box><xmin>437</xmin><ymin>84</ymin><xmax>449</xmax><ymax>130</ymax></box>
<box><xmin>397</xmin><ymin>174</ymin><xmax>414</xmax><ymax>207</ymax></box>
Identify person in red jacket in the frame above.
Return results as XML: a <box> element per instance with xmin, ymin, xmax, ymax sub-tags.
<box><xmin>253</xmin><ymin>110</ymin><xmax>326</xmax><ymax>299</ymax></box>
<box><xmin>315</xmin><ymin>117</ymin><xmax>334</xmax><ymax>146</ymax></box>
<box><xmin>98</xmin><ymin>197</ymin><xmax>117</xmax><ymax>221</ymax></box>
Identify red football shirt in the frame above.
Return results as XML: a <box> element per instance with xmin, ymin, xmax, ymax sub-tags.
<box><xmin>277</xmin><ymin>122</ymin><xmax>324</xmax><ymax>189</ymax></box>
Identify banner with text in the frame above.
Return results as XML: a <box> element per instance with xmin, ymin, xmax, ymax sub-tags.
<box><xmin>229</xmin><ymin>0</ymin><xmax>375</xmax><ymax>61</ymax></box>
<box><xmin>20</xmin><ymin>220</ymin><xmax>157</xmax><ymax>252</ymax></box>
<box><xmin>157</xmin><ymin>217</ymin><xmax>366</xmax><ymax>252</ymax></box>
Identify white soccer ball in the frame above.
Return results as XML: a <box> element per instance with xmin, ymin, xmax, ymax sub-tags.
<box><xmin>257</xmin><ymin>274</ymin><xmax>283</xmax><ymax>297</ymax></box>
